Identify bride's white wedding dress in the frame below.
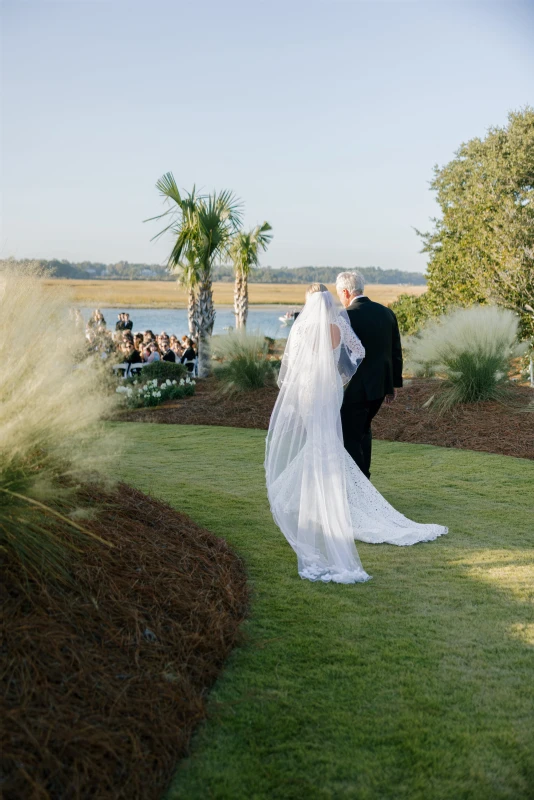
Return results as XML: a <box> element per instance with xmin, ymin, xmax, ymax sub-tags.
<box><xmin>265</xmin><ymin>290</ymin><xmax>447</xmax><ymax>584</ymax></box>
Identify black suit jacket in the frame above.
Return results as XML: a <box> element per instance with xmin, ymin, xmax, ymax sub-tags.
<box><xmin>343</xmin><ymin>297</ymin><xmax>403</xmax><ymax>404</ymax></box>
<box><xmin>125</xmin><ymin>349</ymin><xmax>142</xmax><ymax>364</ymax></box>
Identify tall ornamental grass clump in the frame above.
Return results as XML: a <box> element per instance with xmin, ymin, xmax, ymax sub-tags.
<box><xmin>0</xmin><ymin>261</ymin><xmax>122</xmax><ymax>579</ymax></box>
<box><xmin>407</xmin><ymin>305</ymin><xmax>525</xmax><ymax>410</ymax></box>
<box><xmin>212</xmin><ymin>331</ymin><xmax>277</xmax><ymax>392</ymax></box>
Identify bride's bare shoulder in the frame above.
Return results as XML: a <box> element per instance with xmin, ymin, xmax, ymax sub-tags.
<box><xmin>330</xmin><ymin>322</ymin><xmax>341</xmax><ymax>349</ymax></box>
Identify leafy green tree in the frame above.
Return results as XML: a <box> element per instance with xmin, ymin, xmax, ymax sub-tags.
<box><xmin>417</xmin><ymin>107</ymin><xmax>534</xmax><ymax>340</ymax></box>
<box><xmin>230</xmin><ymin>222</ymin><xmax>273</xmax><ymax>328</ymax></box>
<box><xmin>388</xmin><ymin>293</ymin><xmax>433</xmax><ymax>336</ymax></box>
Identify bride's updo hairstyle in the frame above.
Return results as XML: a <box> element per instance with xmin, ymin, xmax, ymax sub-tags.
<box><xmin>306</xmin><ymin>282</ymin><xmax>329</xmax><ymax>297</ymax></box>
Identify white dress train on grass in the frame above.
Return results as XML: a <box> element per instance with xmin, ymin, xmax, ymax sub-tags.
<box><xmin>264</xmin><ymin>290</ymin><xmax>448</xmax><ymax>584</ymax></box>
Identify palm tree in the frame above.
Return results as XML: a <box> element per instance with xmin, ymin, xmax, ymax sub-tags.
<box><xmin>147</xmin><ymin>174</ymin><xmax>242</xmax><ymax>377</ymax></box>
<box><xmin>230</xmin><ymin>223</ymin><xmax>273</xmax><ymax>329</ymax></box>
<box><xmin>146</xmin><ymin>173</ymin><xmax>202</xmax><ymax>343</ymax></box>
<box><xmin>171</xmin><ymin>251</ymin><xmax>199</xmax><ymax>338</ymax></box>
<box><xmin>194</xmin><ymin>190</ymin><xmax>243</xmax><ymax>375</ymax></box>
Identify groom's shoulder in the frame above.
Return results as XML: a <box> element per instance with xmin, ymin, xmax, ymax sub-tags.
<box><xmin>348</xmin><ymin>298</ymin><xmax>393</xmax><ymax>318</ymax></box>
<box><xmin>347</xmin><ymin>299</ymin><xmax>398</xmax><ymax>331</ymax></box>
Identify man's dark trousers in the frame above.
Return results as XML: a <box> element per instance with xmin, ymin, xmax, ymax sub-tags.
<box><xmin>340</xmin><ymin>398</ymin><xmax>383</xmax><ymax>480</ymax></box>
<box><xmin>340</xmin><ymin>295</ymin><xmax>403</xmax><ymax>480</ymax></box>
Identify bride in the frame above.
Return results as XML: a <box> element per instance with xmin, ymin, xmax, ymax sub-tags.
<box><xmin>265</xmin><ymin>283</ymin><xmax>447</xmax><ymax>584</ymax></box>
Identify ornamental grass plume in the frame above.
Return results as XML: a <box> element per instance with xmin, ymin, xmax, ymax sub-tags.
<box><xmin>0</xmin><ymin>260</ymin><xmax>122</xmax><ymax>579</ymax></box>
<box><xmin>407</xmin><ymin>305</ymin><xmax>526</xmax><ymax>411</ymax></box>
<box><xmin>212</xmin><ymin>330</ymin><xmax>277</xmax><ymax>392</ymax></box>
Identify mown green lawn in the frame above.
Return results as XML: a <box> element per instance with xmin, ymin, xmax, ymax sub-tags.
<box><xmin>109</xmin><ymin>423</ymin><xmax>534</xmax><ymax>800</ymax></box>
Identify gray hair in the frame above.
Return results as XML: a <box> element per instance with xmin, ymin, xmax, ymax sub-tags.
<box><xmin>336</xmin><ymin>271</ymin><xmax>365</xmax><ymax>296</ymax></box>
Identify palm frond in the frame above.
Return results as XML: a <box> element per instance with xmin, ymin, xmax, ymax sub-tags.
<box><xmin>155</xmin><ymin>172</ymin><xmax>183</xmax><ymax>206</ymax></box>
<box><xmin>230</xmin><ymin>221</ymin><xmax>273</xmax><ymax>277</ymax></box>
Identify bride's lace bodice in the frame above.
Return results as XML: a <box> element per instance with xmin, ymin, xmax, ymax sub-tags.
<box><xmin>286</xmin><ymin>313</ymin><xmax>365</xmax><ymax>374</ymax></box>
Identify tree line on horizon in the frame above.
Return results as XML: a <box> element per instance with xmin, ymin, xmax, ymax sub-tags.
<box><xmin>4</xmin><ymin>258</ymin><xmax>427</xmax><ymax>286</ymax></box>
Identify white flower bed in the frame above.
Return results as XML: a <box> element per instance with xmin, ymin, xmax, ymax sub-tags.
<box><xmin>116</xmin><ymin>377</ymin><xmax>196</xmax><ymax>408</ymax></box>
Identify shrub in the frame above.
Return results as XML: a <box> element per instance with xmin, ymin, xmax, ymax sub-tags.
<box><xmin>389</xmin><ymin>292</ymin><xmax>432</xmax><ymax>335</ymax></box>
<box><xmin>117</xmin><ymin>377</ymin><xmax>196</xmax><ymax>408</ymax></box>
<box><xmin>133</xmin><ymin>359</ymin><xmax>187</xmax><ymax>383</ymax></box>
<box><xmin>211</xmin><ymin>331</ymin><xmax>278</xmax><ymax>392</ymax></box>
<box><xmin>407</xmin><ymin>305</ymin><xmax>526</xmax><ymax>410</ymax></box>
<box><xmin>0</xmin><ymin>260</ymin><xmax>122</xmax><ymax>579</ymax></box>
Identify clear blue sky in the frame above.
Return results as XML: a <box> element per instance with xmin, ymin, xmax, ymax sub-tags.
<box><xmin>1</xmin><ymin>0</ymin><xmax>533</xmax><ymax>273</ymax></box>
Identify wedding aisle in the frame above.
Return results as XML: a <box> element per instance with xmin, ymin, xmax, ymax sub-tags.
<box><xmin>112</xmin><ymin>423</ymin><xmax>534</xmax><ymax>800</ymax></box>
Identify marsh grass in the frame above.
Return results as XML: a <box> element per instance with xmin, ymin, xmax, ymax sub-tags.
<box><xmin>0</xmin><ymin>261</ymin><xmax>122</xmax><ymax>579</ymax></box>
<box><xmin>41</xmin><ymin>279</ymin><xmax>428</xmax><ymax>308</ymax></box>
<box><xmin>406</xmin><ymin>305</ymin><xmax>526</xmax><ymax>411</ymax></box>
<box><xmin>212</xmin><ymin>331</ymin><xmax>278</xmax><ymax>392</ymax></box>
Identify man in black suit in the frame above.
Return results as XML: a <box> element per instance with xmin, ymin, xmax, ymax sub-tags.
<box><xmin>160</xmin><ymin>335</ymin><xmax>176</xmax><ymax>362</ymax></box>
<box><xmin>123</xmin><ymin>313</ymin><xmax>133</xmax><ymax>331</ymax></box>
<box><xmin>336</xmin><ymin>271</ymin><xmax>403</xmax><ymax>480</ymax></box>
<box><xmin>115</xmin><ymin>313</ymin><xmax>126</xmax><ymax>331</ymax></box>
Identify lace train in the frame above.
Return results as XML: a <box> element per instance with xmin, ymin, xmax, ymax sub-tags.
<box><xmin>344</xmin><ymin>453</ymin><xmax>448</xmax><ymax>545</ymax></box>
<box><xmin>270</xmin><ymin>446</ymin><xmax>448</xmax><ymax>563</ymax></box>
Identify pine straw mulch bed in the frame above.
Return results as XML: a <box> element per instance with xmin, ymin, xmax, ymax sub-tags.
<box><xmin>117</xmin><ymin>378</ymin><xmax>534</xmax><ymax>460</ymax></box>
<box><xmin>1</xmin><ymin>482</ymin><xmax>249</xmax><ymax>800</ymax></box>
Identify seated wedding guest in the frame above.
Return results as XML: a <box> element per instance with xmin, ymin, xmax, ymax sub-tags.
<box><xmin>122</xmin><ymin>341</ymin><xmax>143</xmax><ymax>364</ymax></box>
<box><xmin>123</xmin><ymin>313</ymin><xmax>133</xmax><ymax>330</ymax></box>
<box><xmin>87</xmin><ymin>309</ymin><xmax>106</xmax><ymax>330</ymax></box>
<box><xmin>181</xmin><ymin>338</ymin><xmax>196</xmax><ymax>372</ymax></box>
<box><xmin>143</xmin><ymin>330</ymin><xmax>155</xmax><ymax>343</ymax></box>
<box><xmin>134</xmin><ymin>332</ymin><xmax>144</xmax><ymax>350</ymax></box>
<box><xmin>160</xmin><ymin>336</ymin><xmax>176</xmax><ymax>362</ymax></box>
<box><xmin>89</xmin><ymin>329</ymin><xmax>114</xmax><ymax>359</ymax></box>
<box><xmin>171</xmin><ymin>340</ymin><xmax>183</xmax><ymax>359</ymax></box>
<box><xmin>146</xmin><ymin>342</ymin><xmax>161</xmax><ymax>363</ymax></box>
<box><xmin>140</xmin><ymin>342</ymin><xmax>150</xmax><ymax>361</ymax></box>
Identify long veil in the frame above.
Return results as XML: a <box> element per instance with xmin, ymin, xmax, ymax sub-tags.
<box><xmin>265</xmin><ymin>291</ymin><xmax>371</xmax><ymax>584</ymax></box>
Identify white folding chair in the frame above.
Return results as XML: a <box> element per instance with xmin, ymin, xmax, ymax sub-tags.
<box><xmin>112</xmin><ymin>362</ymin><xmax>130</xmax><ymax>378</ymax></box>
<box><xmin>129</xmin><ymin>363</ymin><xmax>145</xmax><ymax>377</ymax></box>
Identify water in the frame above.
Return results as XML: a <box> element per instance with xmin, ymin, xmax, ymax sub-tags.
<box><xmin>80</xmin><ymin>305</ymin><xmax>296</xmax><ymax>339</ymax></box>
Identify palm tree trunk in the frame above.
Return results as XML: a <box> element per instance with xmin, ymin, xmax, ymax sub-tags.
<box><xmin>187</xmin><ymin>287</ymin><xmax>198</xmax><ymax>338</ymax></box>
<box><xmin>234</xmin><ymin>270</ymin><xmax>245</xmax><ymax>329</ymax></box>
<box><xmin>239</xmin><ymin>274</ymin><xmax>249</xmax><ymax>329</ymax></box>
<box><xmin>196</xmin><ymin>276</ymin><xmax>216</xmax><ymax>378</ymax></box>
